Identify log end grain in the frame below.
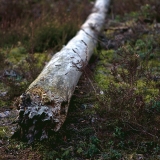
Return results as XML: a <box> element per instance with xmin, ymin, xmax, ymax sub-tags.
<box><xmin>15</xmin><ymin>88</ymin><xmax>68</xmax><ymax>143</ymax></box>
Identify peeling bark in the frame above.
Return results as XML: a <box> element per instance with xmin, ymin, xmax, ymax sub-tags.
<box><xmin>15</xmin><ymin>0</ymin><xmax>110</xmax><ymax>143</ymax></box>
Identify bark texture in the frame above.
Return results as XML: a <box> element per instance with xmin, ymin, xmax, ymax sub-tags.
<box><xmin>16</xmin><ymin>0</ymin><xmax>110</xmax><ymax>143</ymax></box>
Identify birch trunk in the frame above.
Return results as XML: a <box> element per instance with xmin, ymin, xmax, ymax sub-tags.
<box><xmin>16</xmin><ymin>0</ymin><xmax>110</xmax><ymax>143</ymax></box>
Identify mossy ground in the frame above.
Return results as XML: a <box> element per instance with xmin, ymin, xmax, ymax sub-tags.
<box><xmin>1</xmin><ymin>0</ymin><xmax>160</xmax><ymax>160</ymax></box>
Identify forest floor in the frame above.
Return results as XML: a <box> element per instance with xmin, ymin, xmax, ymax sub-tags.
<box><xmin>0</xmin><ymin>1</ymin><xmax>160</xmax><ymax>159</ymax></box>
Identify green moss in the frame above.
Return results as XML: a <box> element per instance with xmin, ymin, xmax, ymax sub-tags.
<box><xmin>100</xmin><ymin>49</ymin><xmax>115</xmax><ymax>61</ymax></box>
<box><xmin>129</xmin><ymin>11</ymin><xmax>140</xmax><ymax>19</ymax></box>
<box><xmin>7</xmin><ymin>49</ymin><xmax>49</xmax><ymax>73</ymax></box>
<box><xmin>4</xmin><ymin>45</ymin><xmax>50</xmax><ymax>70</ymax></box>
<box><xmin>34</xmin><ymin>53</ymin><xmax>49</xmax><ymax>68</ymax></box>
<box><xmin>0</xmin><ymin>100</ymin><xmax>9</xmax><ymax>108</ymax></box>
<box><xmin>136</xmin><ymin>80</ymin><xmax>146</xmax><ymax>88</ymax></box>
<box><xmin>94</xmin><ymin>69</ymin><xmax>111</xmax><ymax>89</ymax></box>
<box><xmin>0</xmin><ymin>126</ymin><xmax>9</xmax><ymax>138</ymax></box>
<box><xmin>7</xmin><ymin>47</ymin><xmax>27</xmax><ymax>63</ymax></box>
<box><xmin>94</xmin><ymin>50</ymin><xmax>116</xmax><ymax>89</ymax></box>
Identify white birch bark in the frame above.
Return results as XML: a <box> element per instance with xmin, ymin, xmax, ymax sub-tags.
<box><xmin>17</xmin><ymin>0</ymin><xmax>110</xmax><ymax>143</ymax></box>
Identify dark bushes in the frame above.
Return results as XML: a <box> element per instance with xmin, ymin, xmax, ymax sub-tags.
<box><xmin>0</xmin><ymin>0</ymin><xmax>92</xmax><ymax>52</ymax></box>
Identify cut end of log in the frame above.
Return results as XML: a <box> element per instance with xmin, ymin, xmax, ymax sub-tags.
<box><xmin>16</xmin><ymin>91</ymin><xmax>68</xmax><ymax>143</ymax></box>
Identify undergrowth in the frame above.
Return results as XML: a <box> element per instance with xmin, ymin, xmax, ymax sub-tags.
<box><xmin>92</xmin><ymin>7</ymin><xmax>160</xmax><ymax>159</ymax></box>
<box><xmin>0</xmin><ymin>0</ymin><xmax>92</xmax><ymax>52</ymax></box>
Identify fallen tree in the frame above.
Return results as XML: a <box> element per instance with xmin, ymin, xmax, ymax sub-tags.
<box><xmin>15</xmin><ymin>0</ymin><xmax>110</xmax><ymax>143</ymax></box>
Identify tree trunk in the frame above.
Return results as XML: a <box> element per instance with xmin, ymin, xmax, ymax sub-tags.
<box><xmin>16</xmin><ymin>0</ymin><xmax>110</xmax><ymax>143</ymax></box>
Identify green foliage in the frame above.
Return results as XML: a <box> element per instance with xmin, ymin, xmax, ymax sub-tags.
<box><xmin>150</xmin><ymin>100</ymin><xmax>160</xmax><ymax>112</ymax></box>
<box><xmin>85</xmin><ymin>136</ymin><xmax>100</xmax><ymax>157</ymax></box>
<box><xmin>0</xmin><ymin>30</ymin><xmax>28</xmax><ymax>48</ymax></box>
<box><xmin>85</xmin><ymin>143</ymin><xmax>99</xmax><ymax>157</ymax></box>
<box><xmin>0</xmin><ymin>126</ymin><xmax>9</xmax><ymax>138</ymax></box>
<box><xmin>31</xmin><ymin>22</ymin><xmax>77</xmax><ymax>52</ymax></box>
<box><xmin>113</xmin><ymin>0</ymin><xmax>160</xmax><ymax>22</ymax></box>
<box><xmin>140</xmin><ymin>4</ymin><xmax>156</xmax><ymax>20</ymax></box>
<box><xmin>0</xmin><ymin>50</ymin><xmax>6</xmax><ymax>68</ymax></box>
<box><xmin>93</xmin><ymin>20</ymin><xmax>160</xmax><ymax>159</ymax></box>
<box><xmin>113</xmin><ymin>127</ymin><xmax>125</xmax><ymax>139</ymax></box>
<box><xmin>43</xmin><ymin>150</ymin><xmax>58</xmax><ymax>160</ymax></box>
<box><xmin>102</xmin><ymin>150</ymin><xmax>122</xmax><ymax>160</ymax></box>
